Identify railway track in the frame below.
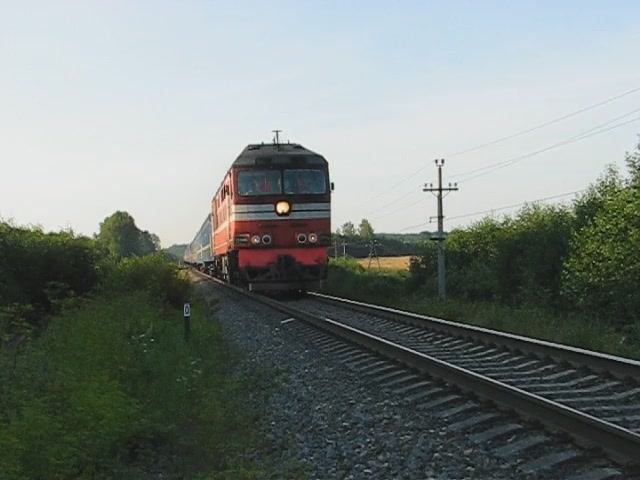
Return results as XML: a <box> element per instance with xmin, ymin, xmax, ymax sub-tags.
<box><xmin>195</xmin><ymin>271</ymin><xmax>640</xmax><ymax>476</ymax></box>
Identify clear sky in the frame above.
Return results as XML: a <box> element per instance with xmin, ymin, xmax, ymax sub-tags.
<box><xmin>1</xmin><ymin>1</ymin><xmax>639</xmax><ymax>245</ymax></box>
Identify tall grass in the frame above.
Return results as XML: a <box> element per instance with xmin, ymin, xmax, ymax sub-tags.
<box><xmin>0</xmin><ymin>257</ymin><xmax>268</xmax><ymax>479</ymax></box>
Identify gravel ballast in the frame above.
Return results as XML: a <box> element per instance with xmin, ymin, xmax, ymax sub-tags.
<box><xmin>192</xmin><ymin>276</ymin><xmax>625</xmax><ymax>480</ymax></box>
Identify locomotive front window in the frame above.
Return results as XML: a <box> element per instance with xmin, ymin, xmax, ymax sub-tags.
<box><xmin>238</xmin><ymin>170</ymin><xmax>282</xmax><ymax>196</ymax></box>
<box><xmin>283</xmin><ymin>169</ymin><xmax>326</xmax><ymax>194</ymax></box>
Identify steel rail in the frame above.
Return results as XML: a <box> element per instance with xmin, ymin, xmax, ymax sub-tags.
<box><xmin>194</xmin><ymin>271</ymin><xmax>640</xmax><ymax>465</ymax></box>
<box><xmin>309</xmin><ymin>292</ymin><xmax>640</xmax><ymax>382</ymax></box>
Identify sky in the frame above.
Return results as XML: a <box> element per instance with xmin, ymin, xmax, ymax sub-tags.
<box><xmin>1</xmin><ymin>1</ymin><xmax>639</xmax><ymax>246</ymax></box>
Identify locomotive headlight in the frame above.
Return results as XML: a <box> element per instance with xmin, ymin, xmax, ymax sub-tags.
<box><xmin>275</xmin><ymin>200</ymin><xmax>291</xmax><ymax>216</ymax></box>
<box><xmin>250</xmin><ymin>235</ymin><xmax>261</xmax><ymax>245</ymax></box>
<box><xmin>308</xmin><ymin>233</ymin><xmax>318</xmax><ymax>243</ymax></box>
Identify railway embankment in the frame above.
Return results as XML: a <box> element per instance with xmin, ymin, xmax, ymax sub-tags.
<box><xmin>0</xmin><ymin>221</ymin><xmax>266</xmax><ymax>478</ymax></box>
<box><xmin>194</xmin><ymin>272</ymin><xmax>638</xmax><ymax>479</ymax></box>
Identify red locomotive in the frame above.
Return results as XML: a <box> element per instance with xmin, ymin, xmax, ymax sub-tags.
<box><xmin>184</xmin><ymin>140</ymin><xmax>332</xmax><ymax>291</ymax></box>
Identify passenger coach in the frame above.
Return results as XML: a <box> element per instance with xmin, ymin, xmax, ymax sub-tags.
<box><xmin>185</xmin><ymin>141</ymin><xmax>332</xmax><ymax>291</ymax></box>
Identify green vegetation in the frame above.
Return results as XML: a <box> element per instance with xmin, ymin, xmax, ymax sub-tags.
<box><xmin>164</xmin><ymin>243</ymin><xmax>188</xmax><ymax>261</ymax></box>
<box><xmin>325</xmin><ymin>143</ymin><xmax>640</xmax><ymax>359</ymax></box>
<box><xmin>326</xmin><ymin>258</ymin><xmax>640</xmax><ymax>359</ymax></box>
<box><xmin>0</xmin><ymin>223</ymin><xmax>99</xmax><ymax>339</ymax></box>
<box><xmin>98</xmin><ymin>211</ymin><xmax>160</xmax><ymax>258</ymax></box>
<box><xmin>0</xmin><ymin>215</ymin><xmax>273</xmax><ymax>479</ymax></box>
<box><xmin>334</xmin><ymin>219</ymin><xmax>425</xmax><ymax>257</ymax></box>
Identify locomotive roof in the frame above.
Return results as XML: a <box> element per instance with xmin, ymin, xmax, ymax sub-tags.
<box><xmin>232</xmin><ymin>143</ymin><xmax>327</xmax><ymax>167</ymax></box>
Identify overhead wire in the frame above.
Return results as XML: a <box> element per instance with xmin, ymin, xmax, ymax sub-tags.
<box><xmin>396</xmin><ymin>188</ymin><xmax>585</xmax><ymax>232</ymax></box>
<box><xmin>446</xmin><ymin>86</ymin><xmax>640</xmax><ymax>157</ymax></box>
<box><xmin>451</xmin><ymin>106</ymin><xmax>640</xmax><ymax>182</ymax></box>
<box><xmin>381</xmin><ymin>108</ymin><xmax>640</xmax><ymax>219</ymax></box>
<box><xmin>350</xmin><ymin>84</ymin><xmax>640</xmax><ymax>210</ymax></box>
<box><xmin>364</xmin><ymin>107</ymin><xmax>640</xmax><ymax>223</ymax></box>
<box><xmin>454</xmin><ymin>114</ymin><xmax>640</xmax><ymax>183</ymax></box>
<box><xmin>362</xmin><ymin>189</ymin><xmax>419</xmax><ymax>218</ymax></box>
<box><xmin>371</xmin><ymin>196</ymin><xmax>427</xmax><ymax>220</ymax></box>
<box><xmin>446</xmin><ymin>189</ymin><xmax>585</xmax><ymax>221</ymax></box>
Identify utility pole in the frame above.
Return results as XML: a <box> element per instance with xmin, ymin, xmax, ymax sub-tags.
<box><xmin>367</xmin><ymin>239</ymin><xmax>381</xmax><ymax>270</ymax></box>
<box><xmin>423</xmin><ymin>159</ymin><xmax>458</xmax><ymax>299</ymax></box>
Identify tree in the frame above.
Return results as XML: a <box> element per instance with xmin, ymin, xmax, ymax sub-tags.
<box><xmin>573</xmin><ymin>165</ymin><xmax>623</xmax><ymax>232</ymax></box>
<box><xmin>562</xmin><ymin>143</ymin><xmax>640</xmax><ymax>324</ymax></box>
<box><xmin>98</xmin><ymin>211</ymin><xmax>159</xmax><ymax>258</ymax></box>
<box><xmin>358</xmin><ymin>218</ymin><xmax>375</xmax><ymax>240</ymax></box>
<box><xmin>339</xmin><ymin>221</ymin><xmax>357</xmax><ymax>238</ymax></box>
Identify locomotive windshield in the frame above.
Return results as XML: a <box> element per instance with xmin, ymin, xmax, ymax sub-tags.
<box><xmin>237</xmin><ymin>170</ymin><xmax>282</xmax><ymax>196</ymax></box>
<box><xmin>283</xmin><ymin>169</ymin><xmax>326</xmax><ymax>194</ymax></box>
<box><xmin>238</xmin><ymin>169</ymin><xmax>327</xmax><ymax>196</ymax></box>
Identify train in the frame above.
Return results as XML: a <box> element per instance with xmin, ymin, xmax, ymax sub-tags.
<box><xmin>184</xmin><ymin>140</ymin><xmax>332</xmax><ymax>291</ymax></box>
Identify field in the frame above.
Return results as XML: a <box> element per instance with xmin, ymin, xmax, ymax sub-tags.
<box><xmin>355</xmin><ymin>255</ymin><xmax>413</xmax><ymax>271</ymax></box>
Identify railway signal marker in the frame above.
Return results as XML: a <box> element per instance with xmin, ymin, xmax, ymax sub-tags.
<box><xmin>183</xmin><ymin>302</ymin><xmax>191</xmax><ymax>341</ymax></box>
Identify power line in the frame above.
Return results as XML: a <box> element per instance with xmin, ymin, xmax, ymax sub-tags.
<box><xmin>371</xmin><ymin>196</ymin><xmax>426</xmax><ymax>220</ymax></box>
<box><xmin>366</xmin><ymin>109</ymin><xmax>640</xmax><ymax>223</ymax></box>
<box><xmin>363</xmin><ymin>189</ymin><xmax>420</xmax><ymax>218</ymax></box>
<box><xmin>452</xmin><ymin>106</ymin><xmax>640</xmax><ymax>182</ymax></box>
<box><xmin>447</xmin><ymin>189</ymin><xmax>585</xmax><ymax>221</ymax></box>
<box><xmin>398</xmin><ymin>221</ymin><xmax>432</xmax><ymax>233</ymax></box>
<box><xmin>351</xmin><ymin>84</ymin><xmax>640</xmax><ymax>209</ymax></box>
<box><xmin>455</xmin><ymin>114</ymin><xmax>640</xmax><ymax>183</ymax></box>
<box><xmin>447</xmin><ymin>86</ymin><xmax>640</xmax><ymax>157</ymax></box>
<box><xmin>396</xmin><ymin>188</ymin><xmax>585</xmax><ymax>233</ymax></box>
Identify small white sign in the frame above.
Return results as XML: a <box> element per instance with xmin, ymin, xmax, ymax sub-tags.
<box><xmin>183</xmin><ymin>303</ymin><xmax>191</xmax><ymax>317</ymax></box>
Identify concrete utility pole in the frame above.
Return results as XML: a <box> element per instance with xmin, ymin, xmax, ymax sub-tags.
<box><xmin>423</xmin><ymin>159</ymin><xmax>458</xmax><ymax>299</ymax></box>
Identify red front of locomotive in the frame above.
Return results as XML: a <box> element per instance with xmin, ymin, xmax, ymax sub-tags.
<box><xmin>211</xmin><ymin>143</ymin><xmax>331</xmax><ymax>291</ymax></box>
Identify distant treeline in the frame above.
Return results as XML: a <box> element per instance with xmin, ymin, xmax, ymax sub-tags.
<box><xmin>334</xmin><ymin>218</ymin><xmax>431</xmax><ymax>258</ymax></box>
<box><xmin>164</xmin><ymin>243</ymin><xmax>188</xmax><ymax>260</ymax></box>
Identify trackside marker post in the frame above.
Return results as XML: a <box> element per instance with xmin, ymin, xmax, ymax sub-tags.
<box><xmin>183</xmin><ymin>302</ymin><xmax>191</xmax><ymax>341</ymax></box>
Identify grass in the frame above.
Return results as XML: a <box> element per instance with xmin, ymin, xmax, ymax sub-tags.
<box><xmin>0</xmin><ymin>257</ymin><xmax>283</xmax><ymax>479</ymax></box>
<box><xmin>324</xmin><ymin>259</ymin><xmax>640</xmax><ymax>360</ymax></box>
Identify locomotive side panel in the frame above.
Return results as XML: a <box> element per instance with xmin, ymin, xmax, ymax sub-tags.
<box><xmin>212</xmin><ymin>172</ymin><xmax>233</xmax><ymax>257</ymax></box>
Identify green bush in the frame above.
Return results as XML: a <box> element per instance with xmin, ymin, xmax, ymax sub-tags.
<box><xmin>407</xmin><ymin>204</ymin><xmax>575</xmax><ymax>307</ymax></box>
<box><xmin>98</xmin><ymin>255</ymin><xmax>190</xmax><ymax>308</ymax></box>
<box><xmin>442</xmin><ymin>205</ymin><xmax>575</xmax><ymax>306</ymax></box>
<box><xmin>0</xmin><ymin>223</ymin><xmax>99</xmax><ymax>335</ymax></box>
<box><xmin>562</xmin><ymin>148</ymin><xmax>640</xmax><ymax>326</ymax></box>
<box><xmin>0</xmin><ymin>264</ymin><xmax>262</xmax><ymax>479</ymax></box>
